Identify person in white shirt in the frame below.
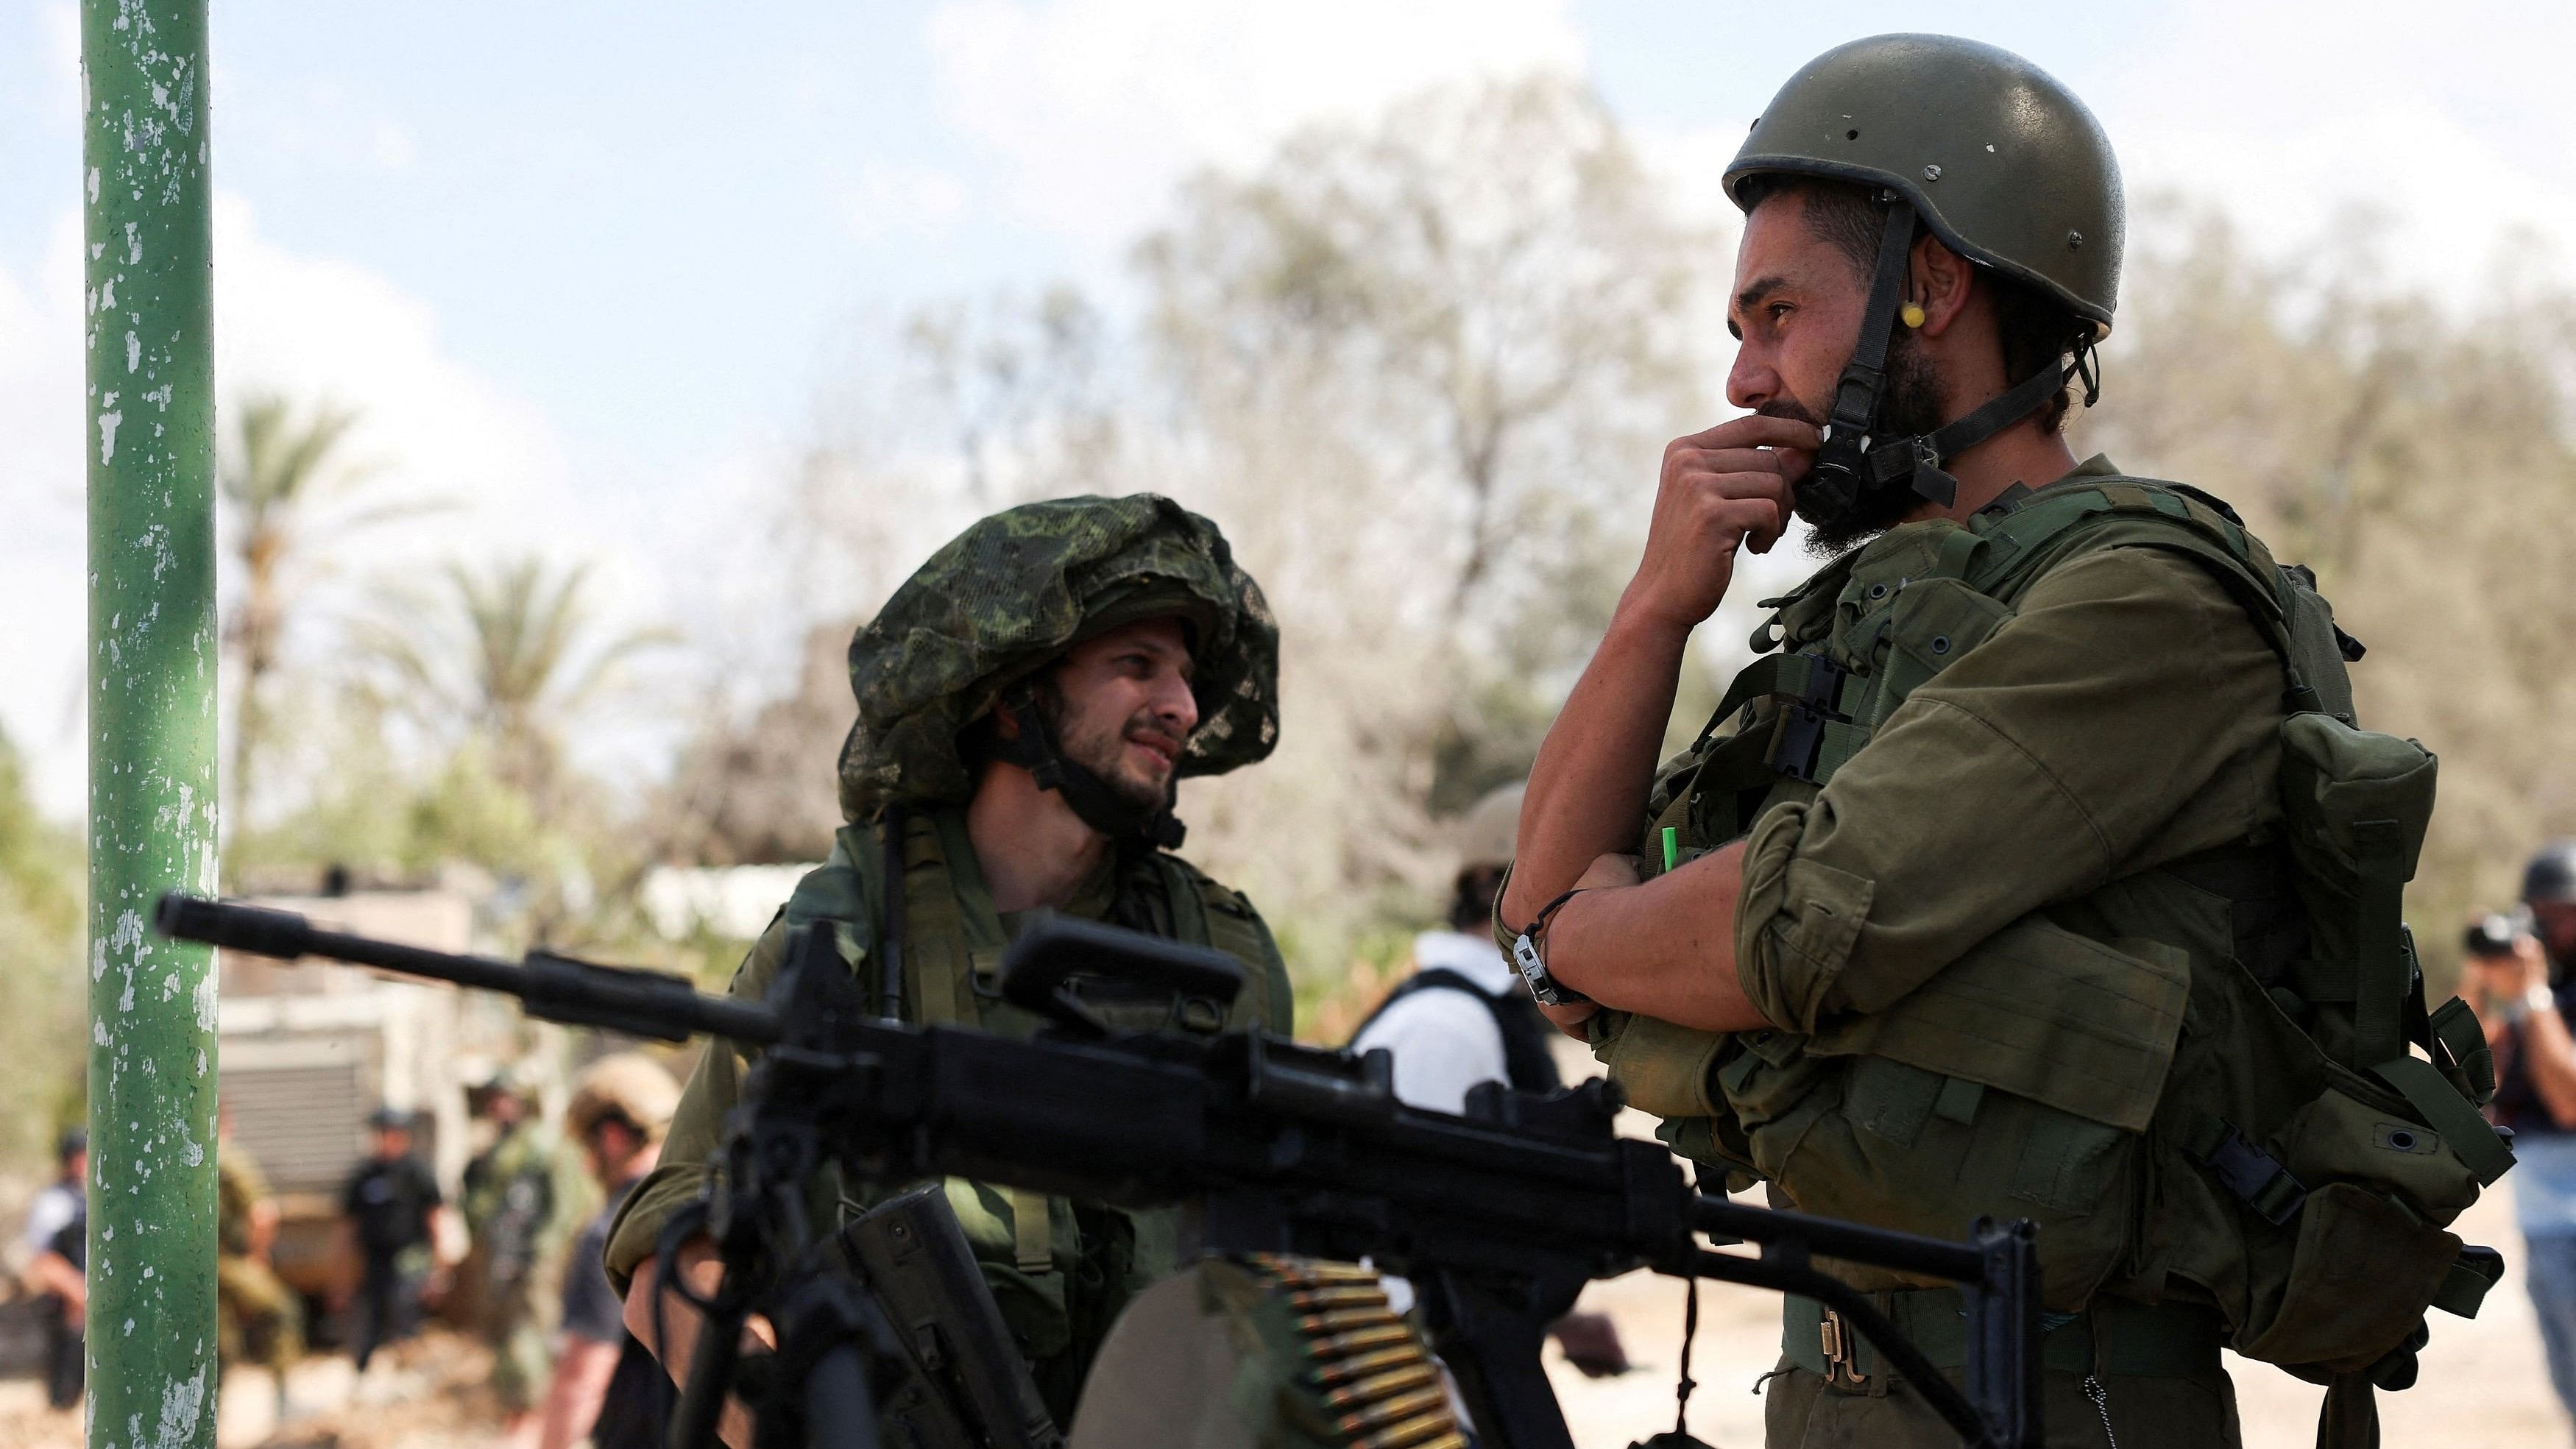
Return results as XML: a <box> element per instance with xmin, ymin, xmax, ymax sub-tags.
<box><xmin>21</xmin><ymin>1127</ymin><xmax>88</xmax><ymax>1409</ymax></box>
<box><xmin>1351</xmin><ymin>783</ymin><xmax>1630</xmax><ymax>1377</ymax></box>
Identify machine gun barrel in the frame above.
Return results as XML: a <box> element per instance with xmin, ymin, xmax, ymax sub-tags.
<box><xmin>157</xmin><ymin>893</ymin><xmax>2042</xmax><ymax>1449</ymax></box>
<box><xmin>155</xmin><ymin>893</ymin><xmax>782</xmax><ymax>1046</ymax></box>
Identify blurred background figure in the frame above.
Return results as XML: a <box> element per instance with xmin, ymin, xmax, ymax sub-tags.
<box><xmin>537</xmin><ymin>1054</ymin><xmax>680</xmax><ymax>1449</ymax></box>
<box><xmin>2474</xmin><ymin>841</ymin><xmax>2576</xmax><ymax>1433</ymax></box>
<box><xmin>338</xmin><ymin>1106</ymin><xmax>449</xmax><ymax>1374</ymax></box>
<box><xmin>215</xmin><ymin>1102</ymin><xmax>302</xmax><ymax>1409</ymax></box>
<box><xmin>18</xmin><ymin>1127</ymin><xmax>87</xmax><ymax>1411</ymax></box>
<box><xmin>1348</xmin><ymin>782</ymin><xmax>1627</xmax><ymax>1379</ymax></box>
<box><xmin>461</xmin><ymin>1066</ymin><xmax>592</xmax><ymax>1449</ymax></box>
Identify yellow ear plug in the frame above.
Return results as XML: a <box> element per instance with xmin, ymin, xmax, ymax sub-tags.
<box><xmin>1900</xmin><ymin>301</ymin><xmax>1928</xmax><ymax>328</ymax></box>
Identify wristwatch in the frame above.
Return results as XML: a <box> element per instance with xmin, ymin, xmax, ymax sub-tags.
<box><xmin>1509</xmin><ymin>890</ymin><xmax>1593</xmax><ymax>1008</ymax></box>
<box><xmin>2509</xmin><ymin>982</ymin><xmax>2557</xmax><ymax>1027</ymax></box>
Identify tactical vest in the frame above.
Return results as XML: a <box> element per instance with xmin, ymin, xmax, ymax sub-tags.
<box><xmin>1607</xmin><ymin>475</ymin><xmax>2505</xmax><ymax>1378</ymax></box>
<box><xmin>776</xmin><ymin>807</ymin><xmax>1291</xmax><ymax>1408</ymax></box>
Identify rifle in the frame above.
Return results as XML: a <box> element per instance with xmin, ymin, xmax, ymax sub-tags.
<box><xmin>157</xmin><ymin>893</ymin><xmax>2047</xmax><ymax>1449</ymax></box>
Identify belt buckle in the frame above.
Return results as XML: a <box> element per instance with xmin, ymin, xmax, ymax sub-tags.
<box><xmin>1819</xmin><ymin>1308</ymin><xmax>1869</xmax><ymax>1386</ymax></box>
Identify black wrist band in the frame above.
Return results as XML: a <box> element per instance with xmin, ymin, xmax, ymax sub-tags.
<box><xmin>1512</xmin><ymin>888</ymin><xmax>1586</xmax><ymax>946</ymax></box>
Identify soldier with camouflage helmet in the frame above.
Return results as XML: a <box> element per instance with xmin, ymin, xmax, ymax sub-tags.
<box><xmin>1502</xmin><ymin>33</ymin><xmax>2505</xmax><ymax>1449</ymax></box>
<box><xmin>607</xmin><ymin>495</ymin><xmax>1300</xmax><ymax>1438</ymax></box>
<box><xmin>461</xmin><ymin>1066</ymin><xmax>594</xmax><ymax>1446</ymax></box>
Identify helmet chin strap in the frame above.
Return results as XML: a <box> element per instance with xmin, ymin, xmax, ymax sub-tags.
<box><xmin>993</xmin><ymin>685</ymin><xmax>1188</xmax><ymax>851</ymax></box>
<box><xmin>1796</xmin><ymin>193</ymin><xmax>2089</xmax><ymax>530</ymax></box>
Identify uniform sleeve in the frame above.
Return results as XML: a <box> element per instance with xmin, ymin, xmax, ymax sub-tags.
<box><xmin>603</xmin><ymin>918</ymin><xmax>789</xmax><ymax>1296</ymax></box>
<box><xmin>1734</xmin><ymin>545</ymin><xmax>2282</xmax><ymax>1033</ymax></box>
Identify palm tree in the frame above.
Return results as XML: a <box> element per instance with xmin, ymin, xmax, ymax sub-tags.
<box><xmin>219</xmin><ymin>395</ymin><xmax>425</xmax><ymax>825</ymax></box>
<box><xmin>364</xmin><ymin>556</ymin><xmax>670</xmax><ymax>810</ymax></box>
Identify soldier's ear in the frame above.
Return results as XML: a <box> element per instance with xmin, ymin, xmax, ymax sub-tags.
<box><xmin>1908</xmin><ymin>233</ymin><xmax>1974</xmax><ymax>338</ymax></box>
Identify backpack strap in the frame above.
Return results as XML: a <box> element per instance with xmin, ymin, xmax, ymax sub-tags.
<box><xmin>1354</xmin><ymin>967</ymin><xmax>1564</xmax><ymax>1096</ymax></box>
<box><xmin>1964</xmin><ymin>478</ymin><xmax>2320</xmax><ymax>705</ymax></box>
<box><xmin>788</xmin><ymin>813</ymin><xmax>982</xmax><ymax>1027</ymax></box>
<box><xmin>1353</xmin><ymin>967</ymin><xmax>1496</xmax><ymax>1041</ymax></box>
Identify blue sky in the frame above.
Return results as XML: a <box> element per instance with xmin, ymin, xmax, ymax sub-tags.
<box><xmin>5</xmin><ymin>0</ymin><xmax>2571</xmax><ymax>816</ymax></box>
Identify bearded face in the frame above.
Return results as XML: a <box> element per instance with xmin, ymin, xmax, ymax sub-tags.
<box><xmin>1787</xmin><ymin>327</ymin><xmax>1951</xmax><ymax>555</ymax></box>
<box><xmin>1040</xmin><ymin>617</ymin><xmax>1199</xmax><ymax>813</ymax></box>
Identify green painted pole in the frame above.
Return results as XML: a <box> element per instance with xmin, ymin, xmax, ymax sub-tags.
<box><xmin>83</xmin><ymin>0</ymin><xmax>219</xmax><ymax>1445</ymax></box>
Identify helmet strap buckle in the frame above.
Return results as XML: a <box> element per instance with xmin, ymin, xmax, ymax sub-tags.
<box><xmin>994</xmin><ymin>684</ymin><xmax>1188</xmax><ymax>850</ymax></box>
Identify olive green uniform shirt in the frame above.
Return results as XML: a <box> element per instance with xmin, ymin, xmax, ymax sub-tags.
<box><xmin>604</xmin><ymin>816</ymin><xmax>1291</xmax><ymax>1419</ymax></box>
<box><xmin>601</xmin><ymin>843</ymin><xmax>1127</xmax><ymax>1294</ymax></box>
<box><xmin>1731</xmin><ymin>458</ymin><xmax>2284</xmax><ymax>1035</ymax></box>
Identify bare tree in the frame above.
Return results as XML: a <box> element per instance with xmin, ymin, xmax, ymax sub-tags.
<box><xmin>2082</xmin><ymin>199</ymin><xmax>2576</xmax><ymax>975</ymax></box>
<box><xmin>1131</xmin><ymin>76</ymin><xmax>1720</xmax><ymax>950</ymax></box>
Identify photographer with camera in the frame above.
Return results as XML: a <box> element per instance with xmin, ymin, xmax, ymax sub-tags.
<box><xmin>2471</xmin><ymin>840</ymin><xmax>2576</xmax><ymax>1429</ymax></box>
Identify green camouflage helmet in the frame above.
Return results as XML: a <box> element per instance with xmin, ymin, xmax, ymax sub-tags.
<box><xmin>1725</xmin><ymin>33</ymin><xmax>2125</xmax><ymax>333</ymax></box>
<box><xmin>837</xmin><ymin>495</ymin><xmax>1280</xmax><ymax>821</ymax></box>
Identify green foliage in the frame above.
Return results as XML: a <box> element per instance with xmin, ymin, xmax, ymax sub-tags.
<box><xmin>219</xmin><ymin>394</ymin><xmax>433</xmax><ymax>835</ymax></box>
<box><xmin>0</xmin><ymin>727</ymin><xmax>85</xmax><ymax>1172</ymax></box>
<box><xmin>359</xmin><ymin>556</ymin><xmax>669</xmax><ymax>812</ymax></box>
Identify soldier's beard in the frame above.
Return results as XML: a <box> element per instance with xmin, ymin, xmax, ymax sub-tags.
<box><xmin>1055</xmin><ymin>704</ymin><xmax>1183</xmax><ymax>815</ymax></box>
<box><xmin>1786</xmin><ymin>331</ymin><xmax>1950</xmax><ymax>556</ymax></box>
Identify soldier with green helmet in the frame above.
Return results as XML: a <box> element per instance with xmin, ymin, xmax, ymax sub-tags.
<box><xmin>607</xmin><ymin>495</ymin><xmax>1306</xmax><ymax>1438</ymax></box>
<box><xmin>1501</xmin><ymin>34</ymin><xmax>2507</xmax><ymax>1449</ymax></box>
<box><xmin>461</xmin><ymin>1066</ymin><xmax>594</xmax><ymax>1443</ymax></box>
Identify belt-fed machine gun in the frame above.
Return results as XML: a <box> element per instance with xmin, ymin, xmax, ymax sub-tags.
<box><xmin>157</xmin><ymin>893</ymin><xmax>2049</xmax><ymax>1449</ymax></box>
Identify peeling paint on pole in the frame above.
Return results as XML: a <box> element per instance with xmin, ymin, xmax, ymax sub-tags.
<box><xmin>83</xmin><ymin>0</ymin><xmax>217</xmax><ymax>1446</ymax></box>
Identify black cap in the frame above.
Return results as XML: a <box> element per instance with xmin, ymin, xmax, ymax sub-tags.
<box><xmin>57</xmin><ymin>1126</ymin><xmax>87</xmax><ymax>1161</ymax></box>
<box><xmin>367</xmin><ymin>1106</ymin><xmax>411</xmax><ymax>1130</ymax></box>
<box><xmin>2526</xmin><ymin>841</ymin><xmax>2576</xmax><ymax>905</ymax></box>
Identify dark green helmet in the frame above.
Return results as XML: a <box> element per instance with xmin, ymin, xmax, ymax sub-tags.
<box><xmin>1725</xmin><ymin>33</ymin><xmax>2124</xmax><ymax>333</ymax></box>
<box><xmin>1723</xmin><ymin>35</ymin><xmax>2125</xmax><ymax>530</ymax></box>
<box><xmin>837</xmin><ymin>495</ymin><xmax>1280</xmax><ymax>824</ymax></box>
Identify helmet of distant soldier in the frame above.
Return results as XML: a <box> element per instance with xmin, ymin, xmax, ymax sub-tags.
<box><xmin>467</xmin><ymin>1061</ymin><xmax>539</xmax><ymax>1117</ymax></box>
<box><xmin>835</xmin><ymin>494</ymin><xmax>1280</xmax><ymax>823</ymax></box>
<box><xmin>1450</xmin><ymin>783</ymin><xmax>1525</xmax><ymax>876</ymax></box>
<box><xmin>2526</xmin><ymin>840</ymin><xmax>2576</xmax><ymax>906</ymax></box>
<box><xmin>1724</xmin><ymin>33</ymin><xmax>2125</xmax><ymax>335</ymax></box>
<box><xmin>565</xmin><ymin>1054</ymin><xmax>682</xmax><ymax>1146</ymax></box>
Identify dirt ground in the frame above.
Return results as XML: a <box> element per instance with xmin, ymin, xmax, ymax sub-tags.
<box><xmin>0</xmin><ymin>1137</ymin><xmax>2561</xmax><ymax>1449</ymax></box>
<box><xmin>1542</xmin><ymin>1180</ymin><xmax>2565</xmax><ymax>1448</ymax></box>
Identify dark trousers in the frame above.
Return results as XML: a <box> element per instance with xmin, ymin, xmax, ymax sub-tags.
<box><xmin>350</xmin><ymin>1253</ymin><xmax>421</xmax><ymax>1371</ymax></box>
<box><xmin>42</xmin><ymin>1298</ymin><xmax>83</xmax><ymax>1410</ymax></box>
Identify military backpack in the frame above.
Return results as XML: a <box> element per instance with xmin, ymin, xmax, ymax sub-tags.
<box><xmin>1596</xmin><ymin>475</ymin><xmax>2506</xmax><ymax>1390</ymax></box>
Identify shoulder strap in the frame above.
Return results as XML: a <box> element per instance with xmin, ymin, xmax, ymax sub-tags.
<box><xmin>1351</xmin><ymin>968</ymin><xmax>1565</xmax><ymax>1095</ymax></box>
<box><xmin>1153</xmin><ymin>854</ymin><xmax>1293</xmax><ymax>1032</ymax></box>
<box><xmin>1351</xmin><ymin>967</ymin><xmax>1493</xmax><ymax>1041</ymax></box>
<box><xmin>785</xmin><ymin>814</ymin><xmax>983</xmax><ymax>1027</ymax></box>
<box><xmin>1961</xmin><ymin>477</ymin><xmax>2357</xmax><ymax>718</ymax></box>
